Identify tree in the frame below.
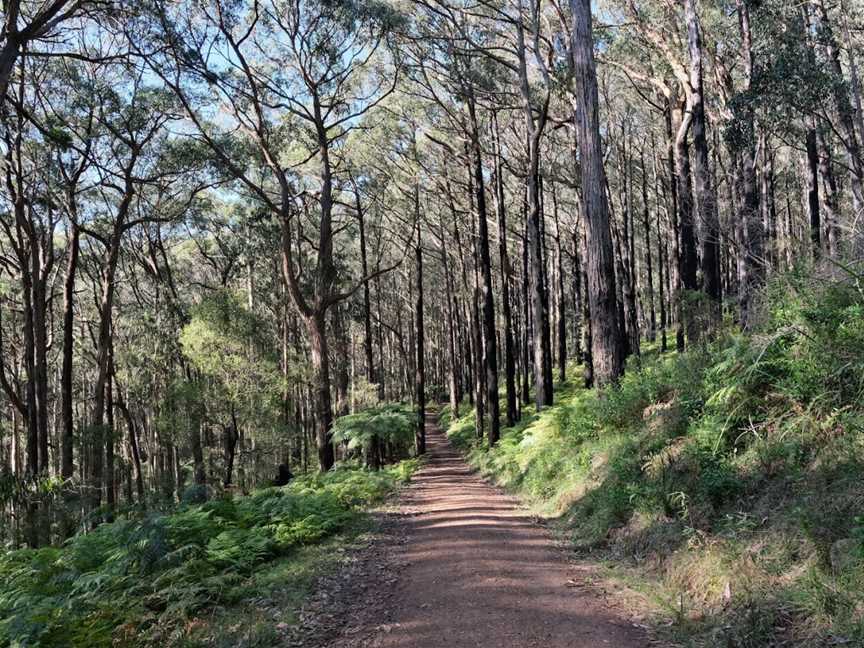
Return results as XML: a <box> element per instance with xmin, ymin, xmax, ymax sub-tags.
<box><xmin>180</xmin><ymin>291</ymin><xmax>283</xmax><ymax>486</ymax></box>
<box><xmin>570</xmin><ymin>0</ymin><xmax>624</xmax><ymax>386</ymax></box>
<box><xmin>143</xmin><ymin>0</ymin><xmax>402</xmax><ymax>470</ymax></box>
<box><xmin>2</xmin><ymin>0</ymin><xmax>864</xmax><ymax>552</ymax></box>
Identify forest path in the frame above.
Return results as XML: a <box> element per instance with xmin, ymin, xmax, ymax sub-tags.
<box><xmin>318</xmin><ymin>413</ymin><xmax>648</xmax><ymax>648</ymax></box>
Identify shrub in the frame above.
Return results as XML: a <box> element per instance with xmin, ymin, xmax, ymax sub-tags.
<box><xmin>331</xmin><ymin>403</ymin><xmax>416</xmax><ymax>463</ymax></box>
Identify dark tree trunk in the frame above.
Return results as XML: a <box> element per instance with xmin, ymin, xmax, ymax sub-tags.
<box><xmin>332</xmin><ymin>304</ymin><xmax>350</xmax><ymax>418</ymax></box>
<box><xmin>414</xmin><ymin>217</ymin><xmax>426</xmax><ymax>455</ymax></box>
<box><xmin>550</xmin><ymin>183</ymin><xmax>567</xmax><ymax>382</ymax></box>
<box><xmin>609</xmin><ymin>201</ymin><xmax>629</xmax><ymax>358</ymax></box>
<box><xmin>355</xmin><ymin>185</ymin><xmax>377</xmax><ymax>389</ymax></box>
<box><xmin>571</xmin><ymin>0</ymin><xmax>625</xmax><ymax>386</ymax></box>
<box><xmin>580</xmin><ymin>229</ymin><xmax>595</xmax><ymax>388</ymax></box>
<box><xmin>813</xmin><ymin>0</ymin><xmax>864</xmax><ymax>218</ymax></box>
<box><xmin>538</xmin><ymin>180</ymin><xmax>554</xmax><ymax>399</ymax></box>
<box><xmin>438</xmin><ymin>211</ymin><xmax>460</xmax><ymax>419</ymax></box>
<box><xmin>32</xmin><ymin>272</ymin><xmax>48</xmax><ymax>478</ymax></box>
<box><xmin>657</xmin><ymin>208</ymin><xmax>668</xmax><ymax>353</ymax></box>
<box><xmin>686</xmin><ymin>0</ymin><xmax>721</xmax><ymax>320</ymax></box>
<box><xmin>806</xmin><ymin>128</ymin><xmax>821</xmax><ymax>256</ymax></box>
<box><xmin>640</xmin><ymin>150</ymin><xmax>657</xmax><ymax>342</ymax></box>
<box><xmin>760</xmin><ymin>143</ymin><xmax>777</xmax><ymax>267</ymax></box>
<box><xmin>105</xmin><ymin>353</ymin><xmax>115</xmax><ymax>519</ymax></box>
<box><xmin>516</xmin><ymin>18</ymin><xmax>553</xmax><ymax>409</ymax></box>
<box><xmin>61</xmin><ymin>222</ymin><xmax>79</xmax><ymax>479</ymax></box>
<box><xmin>616</xmin><ymin>151</ymin><xmax>640</xmax><ymax>359</ymax></box>
<box><xmin>528</xmin><ymin>178</ymin><xmax>553</xmax><ymax>407</ymax></box>
<box><xmin>190</xmin><ymin>415</ymin><xmax>206</xmax><ymax>486</ymax></box>
<box><xmin>818</xmin><ymin>130</ymin><xmax>840</xmax><ymax>257</ymax></box>
<box><xmin>115</xmin><ymin>390</ymin><xmax>144</xmax><ymax>505</ymax></box>
<box><xmin>493</xmin><ymin>114</ymin><xmax>518</xmax><ymax>427</ymax></box>
<box><xmin>652</xmin><ymin>142</ymin><xmax>670</xmax><ymax>353</ymax></box>
<box><xmin>182</xmin><ymin>363</ymin><xmax>207</xmax><ymax>486</ymax></box>
<box><xmin>223</xmin><ymin>409</ymin><xmax>239</xmax><ymax>487</ymax></box>
<box><xmin>21</xmin><ymin>268</ymin><xmax>38</xmax><ymax>480</ymax></box>
<box><xmin>468</xmin><ymin>100</ymin><xmax>500</xmax><ymax>444</ymax></box>
<box><xmin>91</xmin><ymin>183</ymin><xmax>133</xmax><ymax>514</ymax></box>
<box><xmin>374</xmin><ymin>276</ymin><xmax>387</xmax><ymax>402</ymax></box>
<box><xmin>472</xmin><ymin>274</ymin><xmax>484</xmax><ymax>438</ymax></box>
<box><xmin>521</xmin><ymin>216</ymin><xmax>531</xmax><ymax>406</ymax></box>
<box><xmin>570</xmin><ymin>228</ymin><xmax>583</xmax><ymax>363</ymax></box>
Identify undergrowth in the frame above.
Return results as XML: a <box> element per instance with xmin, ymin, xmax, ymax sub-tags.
<box><xmin>0</xmin><ymin>460</ymin><xmax>418</xmax><ymax>647</ymax></box>
<box><xmin>446</xmin><ymin>267</ymin><xmax>864</xmax><ymax>646</ymax></box>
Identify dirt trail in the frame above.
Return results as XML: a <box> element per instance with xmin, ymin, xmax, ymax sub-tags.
<box><xmin>315</xmin><ymin>415</ymin><xmax>647</xmax><ymax>648</ymax></box>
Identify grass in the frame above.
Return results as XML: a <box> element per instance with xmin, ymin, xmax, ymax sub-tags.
<box><xmin>0</xmin><ymin>459</ymin><xmax>419</xmax><ymax>648</ymax></box>
<box><xmin>444</xmin><ymin>267</ymin><xmax>864</xmax><ymax>646</ymax></box>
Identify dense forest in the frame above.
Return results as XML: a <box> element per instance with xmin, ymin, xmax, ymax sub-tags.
<box><xmin>0</xmin><ymin>0</ymin><xmax>863</xmax><ymax>645</ymax></box>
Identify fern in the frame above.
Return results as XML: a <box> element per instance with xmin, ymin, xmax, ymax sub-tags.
<box><xmin>331</xmin><ymin>403</ymin><xmax>416</xmax><ymax>460</ymax></box>
<box><xmin>0</xmin><ymin>460</ymin><xmax>417</xmax><ymax>647</ymax></box>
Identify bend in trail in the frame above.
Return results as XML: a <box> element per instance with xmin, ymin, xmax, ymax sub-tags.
<box><xmin>328</xmin><ymin>414</ymin><xmax>648</xmax><ymax>648</ymax></box>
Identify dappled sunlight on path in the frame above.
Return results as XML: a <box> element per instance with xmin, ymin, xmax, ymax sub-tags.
<box><xmin>362</xmin><ymin>416</ymin><xmax>647</xmax><ymax>648</ymax></box>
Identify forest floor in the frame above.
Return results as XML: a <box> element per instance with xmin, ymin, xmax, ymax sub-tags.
<box><xmin>291</xmin><ymin>415</ymin><xmax>649</xmax><ymax>648</ymax></box>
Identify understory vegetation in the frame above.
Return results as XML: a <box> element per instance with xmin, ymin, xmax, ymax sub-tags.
<box><xmin>445</xmin><ymin>268</ymin><xmax>864</xmax><ymax>647</ymax></box>
<box><xmin>0</xmin><ymin>460</ymin><xmax>417</xmax><ymax>648</ymax></box>
<box><xmin>332</xmin><ymin>403</ymin><xmax>418</xmax><ymax>465</ymax></box>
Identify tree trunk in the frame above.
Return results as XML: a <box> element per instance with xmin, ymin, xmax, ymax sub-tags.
<box><xmin>840</xmin><ymin>0</ymin><xmax>864</xmax><ymax>151</ymax></box>
<box><xmin>570</xmin><ymin>227</ymin><xmax>583</xmax><ymax>363</ymax></box>
<box><xmin>663</xmin><ymin>102</ymin><xmax>684</xmax><ymax>352</ymax></box>
<box><xmin>414</xmin><ymin>217</ymin><xmax>426</xmax><ymax>455</ymax></box>
<box><xmin>332</xmin><ymin>304</ymin><xmax>350</xmax><ymax>419</ymax></box>
<box><xmin>61</xmin><ymin>222</ymin><xmax>79</xmax><ymax>479</ymax></box>
<box><xmin>570</xmin><ymin>0</ymin><xmax>625</xmax><ymax>386</ymax></box>
<box><xmin>306</xmin><ymin>312</ymin><xmax>335</xmax><ymax>470</ymax></box>
<box><xmin>223</xmin><ymin>409</ymin><xmax>239</xmax><ymax>487</ymax></box>
<box><xmin>579</xmin><ymin>227</ymin><xmax>595</xmax><ymax>388</ymax></box>
<box><xmin>438</xmin><ymin>212</ymin><xmax>460</xmax><ymax>420</ymax></box>
<box><xmin>813</xmin><ymin>0</ymin><xmax>864</xmax><ymax>220</ymax></box>
<box><xmin>105</xmin><ymin>353</ymin><xmax>115</xmax><ymax>520</ymax></box>
<box><xmin>538</xmin><ymin>179</ymin><xmax>555</xmax><ymax>398</ymax></box>
<box><xmin>818</xmin><ymin>130</ymin><xmax>840</xmax><ymax>257</ymax></box>
<box><xmin>32</xmin><ymin>269</ymin><xmax>49</xmax><ymax>478</ymax></box>
<box><xmin>521</xmin><ymin>216</ymin><xmax>531</xmax><ymax>406</ymax></box>
<box><xmin>673</xmin><ymin>102</ymin><xmax>699</xmax><ymax>342</ymax></box>
<box><xmin>115</xmin><ymin>389</ymin><xmax>144</xmax><ymax>506</ymax></box>
<box><xmin>356</xmin><ymin>186</ymin><xmax>377</xmax><ymax>391</ymax></box>
<box><xmin>493</xmin><ymin>113</ymin><xmax>518</xmax><ymax>427</ymax></box>
<box><xmin>685</xmin><ymin>0</ymin><xmax>721</xmax><ymax>321</ymax></box>
<box><xmin>516</xmin><ymin>19</ymin><xmax>553</xmax><ymax>409</ymax></box>
<box><xmin>806</xmin><ymin>128</ymin><xmax>821</xmax><ymax>256</ymax></box>
<box><xmin>733</xmin><ymin>0</ymin><xmax>764</xmax><ymax>329</ymax></box>
<box><xmin>640</xmin><ymin>150</ymin><xmax>657</xmax><ymax>342</ymax></box>
<box><xmin>736</xmin><ymin>143</ymin><xmax>763</xmax><ymax>327</ymax></box>
<box><xmin>468</xmin><ymin>100</ymin><xmax>500</xmax><ymax>444</ymax></box>
<box><xmin>616</xmin><ymin>149</ymin><xmax>640</xmax><ymax>358</ymax></box>
<box><xmin>551</xmin><ymin>183</ymin><xmax>567</xmax><ymax>382</ymax></box>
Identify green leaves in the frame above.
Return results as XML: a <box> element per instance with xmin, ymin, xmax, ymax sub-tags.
<box><xmin>180</xmin><ymin>290</ymin><xmax>270</xmax><ymax>378</ymax></box>
<box><xmin>205</xmin><ymin>528</ymin><xmax>275</xmax><ymax>571</ymax></box>
<box><xmin>177</xmin><ymin>289</ymin><xmax>285</xmax><ymax>462</ymax></box>
<box><xmin>331</xmin><ymin>403</ymin><xmax>416</xmax><ymax>459</ymax></box>
<box><xmin>0</xmin><ymin>461</ymin><xmax>416</xmax><ymax>646</ymax></box>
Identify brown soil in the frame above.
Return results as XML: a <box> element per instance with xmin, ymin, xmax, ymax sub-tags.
<box><xmin>297</xmin><ymin>415</ymin><xmax>649</xmax><ymax>648</ymax></box>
